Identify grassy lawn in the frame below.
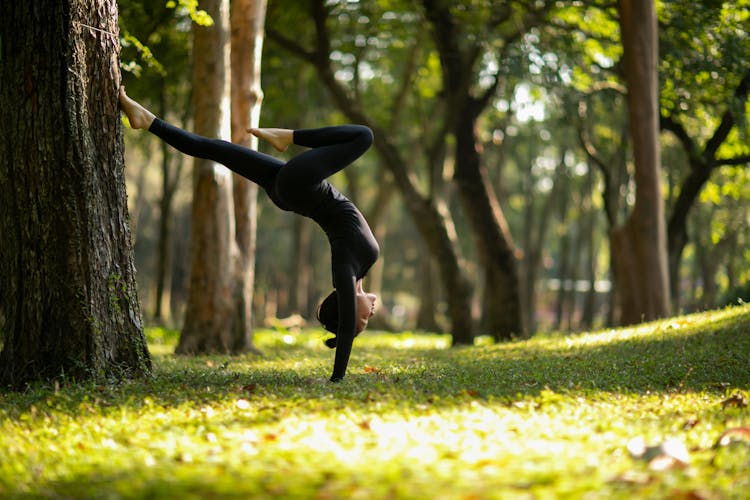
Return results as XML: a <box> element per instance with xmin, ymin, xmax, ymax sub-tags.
<box><xmin>1</xmin><ymin>305</ymin><xmax>749</xmax><ymax>499</ymax></box>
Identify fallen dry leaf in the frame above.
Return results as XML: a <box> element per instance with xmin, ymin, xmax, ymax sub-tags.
<box><xmin>668</xmin><ymin>489</ymin><xmax>710</xmax><ymax>500</ymax></box>
<box><xmin>682</xmin><ymin>417</ymin><xmax>700</xmax><ymax>431</ymax></box>
<box><xmin>627</xmin><ymin>437</ymin><xmax>690</xmax><ymax>470</ymax></box>
<box><xmin>720</xmin><ymin>393</ymin><xmax>748</xmax><ymax>409</ymax></box>
<box><xmin>358</xmin><ymin>420</ymin><xmax>371</xmax><ymax>431</ymax></box>
<box><xmin>610</xmin><ymin>470</ymin><xmax>653</xmax><ymax>485</ymax></box>
<box><xmin>714</xmin><ymin>427</ymin><xmax>750</xmax><ymax>448</ymax></box>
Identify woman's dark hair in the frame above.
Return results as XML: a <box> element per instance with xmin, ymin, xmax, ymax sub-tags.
<box><xmin>316</xmin><ymin>290</ymin><xmax>339</xmax><ymax>348</ymax></box>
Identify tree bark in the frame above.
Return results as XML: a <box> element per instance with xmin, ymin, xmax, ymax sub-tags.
<box><xmin>0</xmin><ymin>0</ymin><xmax>150</xmax><ymax>388</ymax></box>
<box><xmin>176</xmin><ymin>0</ymin><xmax>237</xmax><ymax>354</ymax></box>
<box><xmin>229</xmin><ymin>0</ymin><xmax>267</xmax><ymax>353</ymax></box>
<box><xmin>453</xmin><ymin>105</ymin><xmax>523</xmax><ymax>339</ymax></box>
<box><xmin>613</xmin><ymin>0</ymin><xmax>671</xmax><ymax>324</ymax></box>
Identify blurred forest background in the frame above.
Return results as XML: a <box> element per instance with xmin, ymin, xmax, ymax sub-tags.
<box><xmin>118</xmin><ymin>0</ymin><xmax>750</xmax><ymax>338</ymax></box>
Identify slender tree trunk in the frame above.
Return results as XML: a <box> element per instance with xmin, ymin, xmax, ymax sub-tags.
<box><xmin>153</xmin><ymin>84</ymin><xmax>184</xmax><ymax>323</ymax></box>
<box><xmin>554</xmin><ymin>231</ymin><xmax>571</xmax><ymax>332</ymax></box>
<box><xmin>154</xmin><ymin>142</ymin><xmax>173</xmax><ymax>322</ymax></box>
<box><xmin>411</xmin><ymin>196</ymin><xmax>473</xmax><ymax>344</ymax></box>
<box><xmin>581</xmin><ymin>164</ymin><xmax>598</xmax><ymax>329</ymax></box>
<box><xmin>0</xmin><ymin>0</ymin><xmax>150</xmax><ymax>387</ymax></box>
<box><xmin>453</xmin><ymin>105</ymin><xmax>523</xmax><ymax>339</ymax></box>
<box><xmin>176</xmin><ymin>0</ymin><xmax>237</xmax><ymax>354</ymax></box>
<box><xmin>416</xmin><ymin>252</ymin><xmax>442</xmax><ymax>332</ymax></box>
<box><xmin>566</xmin><ymin>221</ymin><xmax>583</xmax><ymax>331</ymax></box>
<box><xmin>553</xmin><ymin>170</ymin><xmax>571</xmax><ymax>331</ymax></box>
<box><xmin>522</xmin><ymin>154</ymin><xmax>566</xmax><ymax>334</ymax></box>
<box><xmin>169</xmin><ymin>206</ymin><xmax>191</xmax><ymax>321</ymax></box>
<box><xmin>613</xmin><ymin>0</ymin><xmax>671</xmax><ymax>324</ymax></box>
<box><xmin>290</xmin><ymin>217</ymin><xmax>314</xmax><ymax>316</ymax></box>
<box><xmin>520</xmin><ymin>156</ymin><xmax>536</xmax><ymax>335</ymax></box>
<box><xmin>229</xmin><ymin>0</ymin><xmax>267</xmax><ymax>353</ymax></box>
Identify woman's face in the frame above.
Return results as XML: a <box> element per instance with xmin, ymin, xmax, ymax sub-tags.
<box><xmin>356</xmin><ymin>291</ymin><xmax>377</xmax><ymax>333</ymax></box>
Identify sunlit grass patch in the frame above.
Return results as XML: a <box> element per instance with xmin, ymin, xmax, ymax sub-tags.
<box><xmin>1</xmin><ymin>304</ymin><xmax>749</xmax><ymax>498</ymax></box>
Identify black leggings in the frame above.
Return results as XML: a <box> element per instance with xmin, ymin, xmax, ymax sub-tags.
<box><xmin>148</xmin><ymin>119</ymin><xmax>373</xmax><ymax>197</ymax></box>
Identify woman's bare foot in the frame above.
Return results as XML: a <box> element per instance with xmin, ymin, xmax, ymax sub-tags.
<box><xmin>247</xmin><ymin>127</ymin><xmax>293</xmax><ymax>152</ymax></box>
<box><xmin>119</xmin><ymin>87</ymin><xmax>156</xmax><ymax>130</ymax></box>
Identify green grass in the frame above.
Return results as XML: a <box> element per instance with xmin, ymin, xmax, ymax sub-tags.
<box><xmin>1</xmin><ymin>305</ymin><xmax>749</xmax><ymax>499</ymax></box>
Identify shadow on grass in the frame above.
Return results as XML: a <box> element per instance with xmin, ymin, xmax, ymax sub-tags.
<box><xmin>3</xmin><ymin>307</ymin><xmax>749</xmax><ymax>418</ymax></box>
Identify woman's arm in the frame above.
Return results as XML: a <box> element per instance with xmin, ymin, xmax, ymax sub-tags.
<box><xmin>330</xmin><ymin>270</ymin><xmax>358</xmax><ymax>382</ymax></box>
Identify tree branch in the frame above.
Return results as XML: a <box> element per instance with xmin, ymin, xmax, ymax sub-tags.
<box><xmin>421</xmin><ymin>0</ymin><xmax>465</xmax><ymax>94</ymax></box>
<box><xmin>577</xmin><ymin>99</ymin><xmax>617</xmax><ymax>226</ymax></box>
<box><xmin>389</xmin><ymin>35</ymin><xmax>422</xmax><ymax>131</ymax></box>
<box><xmin>703</xmin><ymin>72</ymin><xmax>750</xmax><ymax>160</ymax></box>
<box><xmin>660</xmin><ymin>114</ymin><xmax>698</xmax><ymax>160</ymax></box>
<box><xmin>716</xmin><ymin>155</ymin><xmax>750</xmax><ymax>167</ymax></box>
<box><xmin>265</xmin><ymin>26</ymin><xmax>316</xmax><ymax>61</ymax></box>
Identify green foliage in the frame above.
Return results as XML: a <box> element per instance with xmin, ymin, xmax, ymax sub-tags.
<box><xmin>118</xmin><ymin>0</ymin><xmax>194</xmax><ymax>84</ymax></box>
<box><xmin>120</xmin><ymin>30</ymin><xmax>166</xmax><ymax>77</ymax></box>
<box><xmin>2</xmin><ymin>306</ymin><xmax>749</xmax><ymax>498</ymax></box>
<box><xmin>165</xmin><ymin>0</ymin><xmax>213</xmax><ymax>26</ymax></box>
<box><xmin>658</xmin><ymin>0</ymin><xmax>750</xmax><ymax>143</ymax></box>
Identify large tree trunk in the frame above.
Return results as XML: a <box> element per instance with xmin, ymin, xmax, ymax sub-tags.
<box><xmin>613</xmin><ymin>0</ymin><xmax>671</xmax><ymax>324</ymax></box>
<box><xmin>453</xmin><ymin>106</ymin><xmax>523</xmax><ymax>339</ymax></box>
<box><xmin>361</xmin><ymin>152</ymin><xmax>474</xmax><ymax>342</ymax></box>
<box><xmin>0</xmin><ymin>0</ymin><xmax>150</xmax><ymax>388</ymax></box>
<box><xmin>176</xmin><ymin>0</ymin><xmax>237</xmax><ymax>354</ymax></box>
<box><xmin>229</xmin><ymin>0</ymin><xmax>267</xmax><ymax>353</ymax></box>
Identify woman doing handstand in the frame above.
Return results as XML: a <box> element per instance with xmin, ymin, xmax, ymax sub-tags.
<box><xmin>119</xmin><ymin>87</ymin><xmax>378</xmax><ymax>382</ymax></box>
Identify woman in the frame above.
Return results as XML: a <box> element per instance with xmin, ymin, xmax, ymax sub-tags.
<box><xmin>119</xmin><ymin>87</ymin><xmax>378</xmax><ymax>382</ymax></box>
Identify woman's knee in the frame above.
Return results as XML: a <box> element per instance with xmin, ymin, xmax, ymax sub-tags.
<box><xmin>352</xmin><ymin>125</ymin><xmax>374</xmax><ymax>148</ymax></box>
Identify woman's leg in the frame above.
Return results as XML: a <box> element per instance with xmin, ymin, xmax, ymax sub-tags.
<box><xmin>149</xmin><ymin>119</ymin><xmax>283</xmax><ymax>189</ymax></box>
<box><xmin>278</xmin><ymin>125</ymin><xmax>374</xmax><ymax>186</ymax></box>
<box><xmin>120</xmin><ymin>87</ymin><xmax>282</xmax><ymax>188</ymax></box>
